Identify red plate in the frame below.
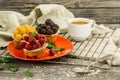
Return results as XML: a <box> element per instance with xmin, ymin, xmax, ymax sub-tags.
<box><xmin>7</xmin><ymin>36</ymin><xmax>73</xmax><ymax>61</ymax></box>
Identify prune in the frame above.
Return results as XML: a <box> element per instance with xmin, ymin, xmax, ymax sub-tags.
<box><xmin>41</xmin><ymin>28</ymin><xmax>46</xmax><ymax>34</ymax></box>
<box><xmin>47</xmin><ymin>29</ymin><xmax>54</xmax><ymax>35</ymax></box>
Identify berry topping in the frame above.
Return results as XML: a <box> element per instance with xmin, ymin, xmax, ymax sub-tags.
<box><xmin>45</xmin><ymin>19</ymin><xmax>54</xmax><ymax>26</ymax></box>
<box><xmin>33</xmin><ymin>42</ymin><xmax>41</xmax><ymax>49</ymax></box>
<box><xmin>25</xmin><ymin>43</ymin><xmax>32</xmax><ymax>50</ymax></box>
<box><xmin>24</xmin><ymin>36</ymin><xmax>29</xmax><ymax>41</ymax></box>
<box><xmin>39</xmin><ymin>38</ymin><xmax>46</xmax><ymax>45</ymax></box>
<box><xmin>41</xmin><ymin>28</ymin><xmax>46</xmax><ymax>34</ymax></box>
<box><xmin>28</xmin><ymin>37</ymin><xmax>36</xmax><ymax>45</ymax></box>
<box><xmin>35</xmin><ymin>34</ymin><xmax>41</xmax><ymax>39</ymax></box>
<box><xmin>19</xmin><ymin>41</ymin><xmax>26</xmax><ymax>49</ymax></box>
<box><xmin>47</xmin><ymin>29</ymin><xmax>54</xmax><ymax>35</ymax></box>
<box><xmin>36</xmin><ymin>19</ymin><xmax>59</xmax><ymax>35</ymax></box>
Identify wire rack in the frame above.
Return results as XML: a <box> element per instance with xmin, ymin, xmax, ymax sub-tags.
<box><xmin>0</xmin><ymin>24</ymin><xmax>119</xmax><ymax>67</ymax></box>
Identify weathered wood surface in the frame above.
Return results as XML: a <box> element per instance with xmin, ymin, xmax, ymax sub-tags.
<box><xmin>0</xmin><ymin>0</ymin><xmax>120</xmax><ymax>80</ymax></box>
<box><xmin>0</xmin><ymin>0</ymin><xmax>120</xmax><ymax>23</ymax></box>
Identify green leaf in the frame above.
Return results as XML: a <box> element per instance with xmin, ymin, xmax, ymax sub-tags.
<box><xmin>47</xmin><ymin>42</ymin><xmax>65</xmax><ymax>52</ymax></box>
<box><xmin>54</xmin><ymin>48</ymin><xmax>65</xmax><ymax>52</ymax></box>
<box><xmin>47</xmin><ymin>42</ymin><xmax>56</xmax><ymax>49</ymax></box>
<box><xmin>23</xmin><ymin>70</ymin><xmax>33</xmax><ymax>77</ymax></box>
<box><xmin>0</xmin><ymin>65</ymin><xmax>4</xmax><ymax>70</ymax></box>
<box><xmin>8</xmin><ymin>65</ymin><xmax>18</xmax><ymax>72</ymax></box>
<box><xmin>31</xmin><ymin>31</ymin><xmax>37</xmax><ymax>37</ymax></box>
<box><xmin>0</xmin><ymin>58</ymin><xmax>13</xmax><ymax>63</ymax></box>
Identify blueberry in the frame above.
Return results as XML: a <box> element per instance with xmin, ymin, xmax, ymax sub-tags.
<box><xmin>54</xmin><ymin>24</ymin><xmax>59</xmax><ymax>29</ymax></box>
<box><xmin>52</xmin><ymin>27</ymin><xmax>58</xmax><ymax>33</ymax></box>
<box><xmin>36</xmin><ymin>27</ymin><xmax>41</xmax><ymax>33</ymax></box>
<box><xmin>41</xmin><ymin>28</ymin><xmax>46</xmax><ymax>34</ymax></box>
<box><xmin>46</xmin><ymin>25</ymin><xmax>51</xmax><ymax>30</ymax></box>
<box><xmin>40</xmin><ymin>24</ymin><xmax>47</xmax><ymax>28</ymax></box>
<box><xmin>37</xmin><ymin>23</ymin><xmax>42</xmax><ymax>27</ymax></box>
<box><xmin>45</xmin><ymin>19</ymin><xmax>54</xmax><ymax>26</ymax></box>
<box><xmin>47</xmin><ymin>29</ymin><xmax>54</xmax><ymax>35</ymax></box>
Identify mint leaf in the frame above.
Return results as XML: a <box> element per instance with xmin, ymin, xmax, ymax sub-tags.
<box><xmin>54</xmin><ymin>48</ymin><xmax>64</xmax><ymax>52</ymax></box>
<box><xmin>8</xmin><ymin>65</ymin><xmax>18</xmax><ymax>72</ymax></box>
<box><xmin>23</xmin><ymin>70</ymin><xmax>33</xmax><ymax>77</ymax></box>
<box><xmin>0</xmin><ymin>58</ymin><xmax>13</xmax><ymax>63</ymax></box>
<box><xmin>47</xmin><ymin>42</ymin><xmax>64</xmax><ymax>52</ymax></box>
<box><xmin>47</xmin><ymin>42</ymin><xmax>56</xmax><ymax>49</ymax></box>
<box><xmin>31</xmin><ymin>31</ymin><xmax>37</xmax><ymax>37</ymax></box>
<box><xmin>0</xmin><ymin>65</ymin><xmax>4</xmax><ymax>70</ymax></box>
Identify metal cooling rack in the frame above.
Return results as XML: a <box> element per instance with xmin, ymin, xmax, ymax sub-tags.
<box><xmin>0</xmin><ymin>24</ymin><xmax>119</xmax><ymax>67</ymax></box>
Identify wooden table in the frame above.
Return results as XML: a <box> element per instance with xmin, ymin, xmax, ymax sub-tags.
<box><xmin>0</xmin><ymin>0</ymin><xmax>120</xmax><ymax>80</ymax></box>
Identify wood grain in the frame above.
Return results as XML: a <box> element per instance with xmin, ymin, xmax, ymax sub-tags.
<box><xmin>0</xmin><ymin>0</ymin><xmax>120</xmax><ymax>79</ymax></box>
<box><xmin>0</xmin><ymin>0</ymin><xmax>120</xmax><ymax>23</ymax></box>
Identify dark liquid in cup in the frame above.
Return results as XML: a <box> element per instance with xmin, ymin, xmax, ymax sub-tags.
<box><xmin>71</xmin><ymin>21</ymin><xmax>88</xmax><ymax>25</ymax></box>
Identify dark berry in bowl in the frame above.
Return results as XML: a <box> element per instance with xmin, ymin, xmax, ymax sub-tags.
<box><xmin>47</xmin><ymin>29</ymin><xmax>54</xmax><ymax>35</ymax></box>
<box><xmin>40</xmin><ymin>28</ymin><xmax>46</xmax><ymax>34</ymax></box>
<box><xmin>52</xmin><ymin>27</ymin><xmax>58</xmax><ymax>33</ymax></box>
<box><xmin>46</xmin><ymin>25</ymin><xmax>51</xmax><ymax>30</ymax></box>
<box><xmin>45</xmin><ymin>19</ymin><xmax>54</xmax><ymax>27</ymax></box>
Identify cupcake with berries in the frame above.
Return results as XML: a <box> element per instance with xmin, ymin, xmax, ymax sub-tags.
<box><xmin>36</xmin><ymin>19</ymin><xmax>59</xmax><ymax>43</ymax></box>
<box><xmin>19</xmin><ymin>32</ymin><xmax>47</xmax><ymax>58</ymax></box>
<box><xmin>13</xmin><ymin>25</ymin><xmax>36</xmax><ymax>49</ymax></box>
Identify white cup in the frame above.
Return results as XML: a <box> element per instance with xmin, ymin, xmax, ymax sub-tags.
<box><xmin>68</xmin><ymin>18</ymin><xmax>95</xmax><ymax>41</ymax></box>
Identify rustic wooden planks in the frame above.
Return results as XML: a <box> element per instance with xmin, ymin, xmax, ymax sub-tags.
<box><xmin>0</xmin><ymin>0</ymin><xmax>120</xmax><ymax>23</ymax></box>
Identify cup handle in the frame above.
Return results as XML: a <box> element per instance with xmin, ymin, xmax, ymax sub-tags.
<box><xmin>90</xmin><ymin>20</ymin><xmax>96</xmax><ymax>31</ymax></box>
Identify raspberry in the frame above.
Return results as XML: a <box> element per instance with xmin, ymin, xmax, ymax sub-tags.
<box><xmin>49</xmin><ymin>49</ymin><xmax>55</xmax><ymax>56</ymax></box>
<box><xmin>24</xmin><ymin>36</ymin><xmax>29</xmax><ymax>41</ymax></box>
<box><xmin>28</xmin><ymin>37</ymin><xmax>36</xmax><ymax>45</ymax></box>
<box><xmin>19</xmin><ymin>41</ymin><xmax>26</xmax><ymax>49</ymax></box>
<box><xmin>35</xmin><ymin>34</ymin><xmax>41</xmax><ymax>40</ymax></box>
<box><xmin>25</xmin><ymin>43</ymin><xmax>32</xmax><ymax>50</ymax></box>
<box><xmin>33</xmin><ymin>42</ymin><xmax>41</xmax><ymax>49</ymax></box>
<box><xmin>38</xmin><ymin>37</ymin><xmax>46</xmax><ymax>45</ymax></box>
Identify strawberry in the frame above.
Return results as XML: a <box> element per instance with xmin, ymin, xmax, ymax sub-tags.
<box><xmin>28</xmin><ymin>37</ymin><xmax>36</xmax><ymax>45</ymax></box>
<box><xmin>19</xmin><ymin>41</ymin><xmax>26</xmax><ymax>49</ymax></box>
<box><xmin>33</xmin><ymin>42</ymin><xmax>41</xmax><ymax>49</ymax></box>
<box><xmin>25</xmin><ymin>43</ymin><xmax>32</xmax><ymax>50</ymax></box>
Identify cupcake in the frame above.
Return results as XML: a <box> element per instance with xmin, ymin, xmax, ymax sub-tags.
<box><xmin>36</xmin><ymin>19</ymin><xmax>59</xmax><ymax>43</ymax></box>
<box><xmin>13</xmin><ymin>25</ymin><xmax>36</xmax><ymax>49</ymax></box>
<box><xmin>19</xmin><ymin>32</ymin><xmax>47</xmax><ymax>58</ymax></box>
